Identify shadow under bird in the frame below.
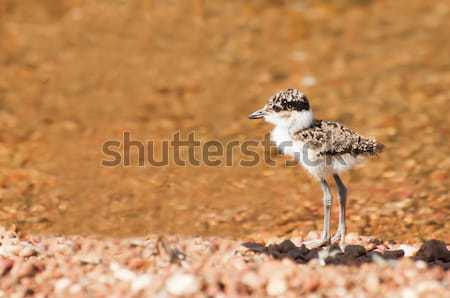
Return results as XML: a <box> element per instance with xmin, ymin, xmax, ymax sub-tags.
<box><xmin>249</xmin><ymin>88</ymin><xmax>384</xmax><ymax>248</ymax></box>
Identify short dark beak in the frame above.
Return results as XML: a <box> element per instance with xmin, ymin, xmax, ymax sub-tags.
<box><xmin>248</xmin><ymin>108</ymin><xmax>266</xmax><ymax>120</ymax></box>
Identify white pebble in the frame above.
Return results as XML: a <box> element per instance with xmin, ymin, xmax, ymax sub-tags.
<box><xmin>19</xmin><ymin>246</ymin><xmax>37</xmax><ymax>257</ymax></box>
<box><xmin>365</xmin><ymin>273</ymin><xmax>380</xmax><ymax>292</ymax></box>
<box><xmin>75</xmin><ymin>254</ymin><xmax>101</xmax><ymax>265</ymax></box>
<box><xmin>415</xmin><ymin>260</ymin><xmax>427</xmax><ymax>269</ymax></box>
<box><xmin>241</xmin><ymin>272</ymin><xmax>263</xmax><ymax>288</ymax></box>
<box><xmin>416</xmin><ymin>281</ymin><xmax>441</xmax><ymax>293</ymax></box>
<box><xmin>266</xmin><ymin>277</ymin><xmax>287</xmax><ymax>296</ymax></box>
<box><xmin>0</xmin><ymin>244</ymin><xmax>20</xmax><ymax>257</ymax></box>
<box><xmin>131</xmin><ymin>274</ymin><xmax>153</xmax><ymax>293</ymax></box>
<box><xmin>166</xmin><ymin>273</ymin><xmax>199</xmax><ymax>296</ymax></box>
<box><xmin>110</xmin><ymin>262</ymin><xmax>136</xmax><ymax>282</ymax></box>
<box><xmin>401</xmin><ymin>288</ymin><xmax>418</xmax><ymax>298</ymax></box>
<box><xmin>54</xmin><ymin>278</ymin><xmax>71</xmax><ymax>293</ymax></box>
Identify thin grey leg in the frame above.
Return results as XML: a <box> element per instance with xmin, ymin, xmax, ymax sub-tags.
<box><xmin>332</xmin><ymin>174</ymin><xmax>347</xmax><ymax>245</ymax></box>
<box><xmin>303</xmin><ymin>178</ymin><xmax>333</xmax><ymax>249</ymax></box>
<box><xmin>320</xmin><ymin>178</ymin><xmax>332</xmax><ymax>243</ymax></box>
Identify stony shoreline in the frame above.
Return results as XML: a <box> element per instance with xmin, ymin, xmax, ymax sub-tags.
<box><xmin>0</xmin><ymin>227</ymin><xmax>448</xmax><ymax>297</ymax></box>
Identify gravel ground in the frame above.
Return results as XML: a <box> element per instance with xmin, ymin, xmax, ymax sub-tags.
<box><xmin>0</xmin><ymin>227</ymin><xmax>448</xmax><ymax>298</ymax></box>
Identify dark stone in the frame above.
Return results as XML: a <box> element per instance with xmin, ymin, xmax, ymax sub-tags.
<box><xmin>356</xmin><ymin>255</ymin><xmax>372</xmax><ymax>264</ymax></box>
<box><xmin>415</xmin><ymin>240</ymin><xmax>450</xmax><ymax>262</ymax></box>
<box><xmin>267</xmin><ymin>244</ymin><xmax>281</xmax><ymax>254</ymax></box>
<box><xmin>324</xmin><ymin>256</ymin><xmax>339</xmax><ymax>265</ymax></box>
<box><xmin>269</xmin><ymin>250</ymin><xmax>283</xmax><ymax>259</ymax></box>
<box><xmin>279</xmin><ymin>240</ymin><xmax>297</xmax><ymax>253</ymax></box>
<box><xmin>287</xmin><ymin>245</ymin><xmax>309</xmax><ymax>261</ymax></box>
<box><xmin>304</xmin><ymin>248</ymin><xmax>319</xmax><ymax>261</ymax></box>
<box><xmin>383</xmin><ymin>250</ymin><xmax>405</xmax><ymax>260</ymax></box>
<box><xmin>344</xmin><ymin>245</ymin><xmax>366</xmax><ymax>258</ymax></box>
<box><xmin>242</xmin><ymin>242</ymin><xmax>266</xmax><ymax>253</ymax></box>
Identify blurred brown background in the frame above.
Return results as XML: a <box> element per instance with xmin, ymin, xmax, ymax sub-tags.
<box><xmin>0</xmin><ymin>0</ymin><xmax>449</xmax><ymax>242</ymax></box>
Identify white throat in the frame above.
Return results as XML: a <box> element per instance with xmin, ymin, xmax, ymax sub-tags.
<box><xmin>287</xmin><ymin>110</ymin><xmax>314</xmax><ymax>134</ymax></box>
<box><xmin>269</xmin><ymin>110</ymin><xmax>314</xmax><ymax>150</ymax></box>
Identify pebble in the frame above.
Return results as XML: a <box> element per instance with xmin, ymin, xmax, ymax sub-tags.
<box><xmin>75</xmin><ymin>254</ymin><xmax>102</xmax><ymax>265</ymax></box>
<box><xmin>365</xmin><ymin>273</ymin><xmax>380</xmax><ymax>293</ymax></box>
<box><xmin>0</xmin><ymin>259</ymin><xmax>14</xmax><ymax>276</ymax></box>
<box><xmin>241</xmin><ymin>271</ymin><xmax>264</xmax><ymax>288</ymax></box>
<box><xmin>110</xmin><ymin>262</ymin><xmax>136</xmax><ymax>282</ymax></box>
<box><xmin>401</xmin><ymin>288</ymin><xmax>418</xmax><ymax>298</ymax></box>
<box><xmin>303</xmin><ymin>277</ymin><xmax>320</xmax><ymax>292</ymax></box>
<box><xmin>266</xmin><ymin>277</ymin><xmax>287</xmax><ymax>296</ymax></box>
<box><xmin>165</xmin><ymin>273</ymin><xmax>200</xmax><ymax>296</ymax></box>
<box><xmin>306</xmin><ymin>231</ymin><xmax>320</xmax><ymax>240</ymax></box>
<box><xmin>415</xmin><ymin>240</ymin><xmax>449</xmax><ymax>262</ymax></box>
<box><xmin>19</xmin><ymin>246</ymin><xmax>37</xmax><ymax>257</ymax></box>
<box><xmin>344</xmin><ymin>245</ymin><xmax>366</xmax><ymax>258</ymax></box>
<box><xmin>54</xmin><ymin>278</ymin><xmax>71</xmax><ymax>293</ymax></box>
<box><xmin>14</xmin><ymin>263</ymin><xmax>37</xmax><ymax>279</ymax></box>
<box><xmin>128</xmin><ymin>257</ymin><xmax>146</xmax><ymax>270</ymax></box>
<box><xmin>0</xmin><ymin>244</ymin><xmax>20</xmax><ymax>257</ymax></box>
<box><xmin>131</xmin><ymin>274</ymin><xmax>153</xmax><ymax>293</ymax></box>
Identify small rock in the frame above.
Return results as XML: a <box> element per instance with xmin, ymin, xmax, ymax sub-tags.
<box><xmin>304</xmin><ymin>248</ymin><xmax>319</xmax><ymax>261</ymax></box>
<box><xmin>415</xmin><ymin>240</ymin><xmax>450</xmax><ymax>262</ymax></box>
<box><xmin>365</xmin><ymin>273</ymin><xmax>380</xmax><ymax>293</ymax></box>
<box><xmin>166</xmin><ymin>273</ymin><xmax>199</xmax><ymax>296</ymax></box>
<box><xmin>14</xmin><ymin>263</ymin><xmax>37</xmax><ymax>279</ymax></box>
<box><xmin>110</xmin><ymin>262</ymin><xmax>136</xmax><ymax>282</ymax></box>
<box><xmin>306</xmin><ymin>231</ymin><xmax>320</xmax><ymax>240</ymax></box>
<box><xmin>400</xmin><ymin>288</ymin><xmax>418</xmax><ymax>298</ymax></box>
<box><xmin>242</xmin><ymin>242</ymin><xmax>265</xmax><ymax>253</ymax></box>
<box><xmin>303</xmin><ymin>277</ymin><xmax>320</xmax><ymax>292</ymax></box>
<box><xmin>19</xmin><ymin>246</ymin><xmax>37</xmax><ymax>258</ymax></box>
<box><xmin>383</xmin><ymin>250</ymin><xmax>405</xmax><ymax>260</ymax></box>
<box><xmin>75</xmin><ymin>254</ymin><xmax>102</xmax><ymax>265</ymax></box>
<box><xmin>128</xmin><ymin>257</ymin><xmax>146</xmax><ymax>270</ymax></box>
<box><xmin>266</xmin><ymin>244</ymin><xmax>283</xmax><ymax>259</ymax></box>
<box><xmin>278</xmin><ymin>240</ymin><xmax>297</xmax><ymax>253</ymax></box>
<box><xmin>287</xmin><ymin>245</ymin><xmax>309</xmax><ymax>261</ymax></box>
<box><xmin>266</xmin><ymin>277</ymin><xmax>287</xmax><ymax>296</ymax></box>
<box><xmin>54</xmin><ymin>278</ymin><xmax>71</xmax><ymax>293</ymax></box>
<box><xmin>241</xmin><ymin>271</ymin><xmax>263</xmax><ymax>289</ymax></box>
<box><xmin>344</xmin><ymin>245</ymin><xmax>366</xmax><ymax>258</ymax></box>
<box><xmin>0</xmin><ymin>244</ymin><xmax>20</xmax><ymax>257</ymax></box>
<box><xmin>0</xmin><ymin>258</ymin><xmax>14</xmax><ymax>276</ymax></box>
<box><xmin>131</xmin><ymin>274</ymin><xmax>153</xmax><ymax>293</ymax></box>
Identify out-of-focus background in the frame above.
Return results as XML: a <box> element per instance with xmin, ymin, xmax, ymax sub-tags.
<box><xmin>0</xmin><ymin>0</ymin><xmax>448</xmax><ymax>242</ymax></box>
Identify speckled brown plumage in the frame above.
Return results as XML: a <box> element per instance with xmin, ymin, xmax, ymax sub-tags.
<box><xmin>293</xmin><ymin>119</ymin><xmax>384</xmax><ymax>157</ymax></box>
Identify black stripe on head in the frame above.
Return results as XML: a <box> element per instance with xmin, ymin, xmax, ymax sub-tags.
<box><xmin>269</xmin><ymin>88</ymin><xmax>310</xmax><ymax>112</ymax></box>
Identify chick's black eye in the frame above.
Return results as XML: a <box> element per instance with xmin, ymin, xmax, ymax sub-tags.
<box><xmin>273</xmin><ymin>105</ymin><xmax>281</xmax><ymax>112</ymax></box>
